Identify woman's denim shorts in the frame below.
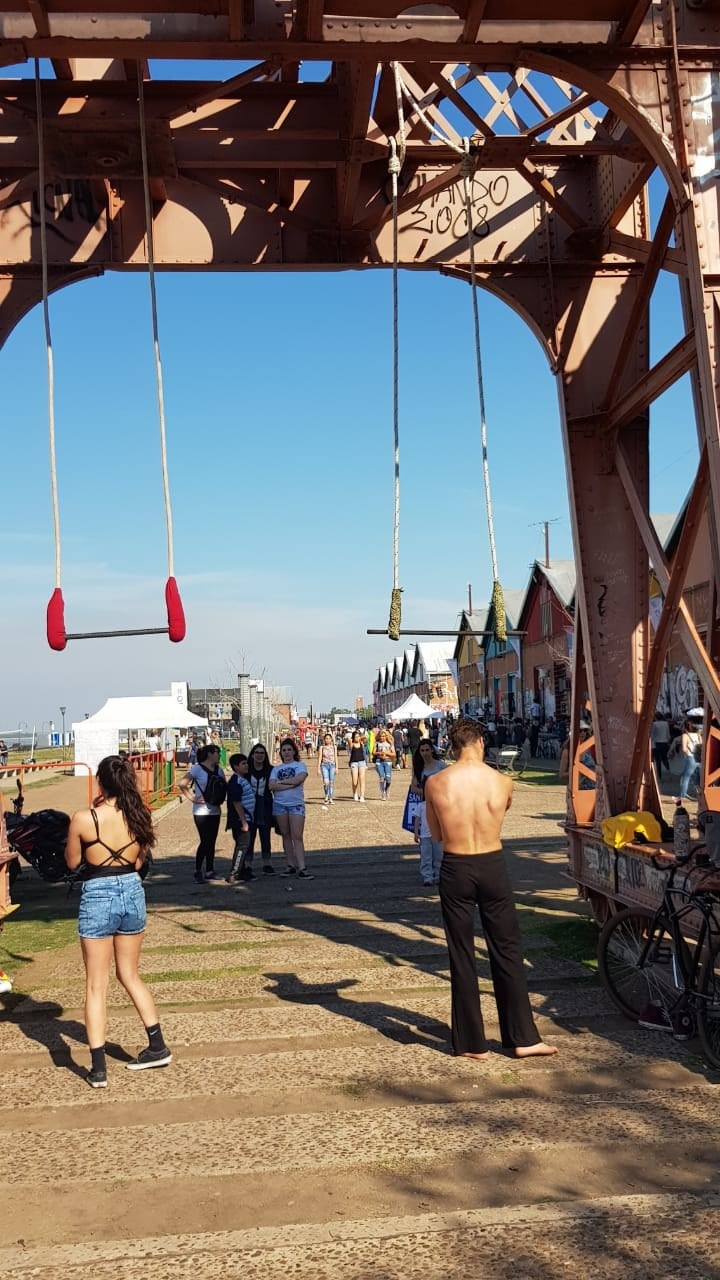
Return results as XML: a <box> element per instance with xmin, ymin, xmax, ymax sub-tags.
<box><xmin>78</xmin><ymin>873</ymin><xmax>146</xmax><ymax>939</ymax></box>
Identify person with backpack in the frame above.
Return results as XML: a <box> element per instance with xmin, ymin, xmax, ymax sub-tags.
<box><xmin>180</xmin><ymin>743</ymin><xmax>227</xmax><ymax>882</ymax></box>
<box><xmin>225</xmin><ymin>754</ymin><xmax>256</xmax><ymax>882</ymax></box>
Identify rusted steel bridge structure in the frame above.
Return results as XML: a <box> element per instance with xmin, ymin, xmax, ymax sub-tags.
<box><xmin>1</xmin><ymin>1</ymin><xmax>720</xmax><ymax>843</ymax></box>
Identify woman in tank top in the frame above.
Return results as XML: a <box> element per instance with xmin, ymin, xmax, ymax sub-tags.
<box><xmin>317</xmin><ymin>732</ymin><xmax>338</xmax><ymax>807</ymax></box>
<box><xmin>65</xmin><ymin>755</ymin><xmax>171</xmax><ymax>1089</ymax></box>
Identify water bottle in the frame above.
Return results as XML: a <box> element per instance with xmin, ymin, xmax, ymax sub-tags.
<box><xmin>673</xmin><ymin>800</ymin><xmax>691</xmax><ymax>859</ymax></box>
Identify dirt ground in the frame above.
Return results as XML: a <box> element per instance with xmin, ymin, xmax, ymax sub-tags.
<box><xmin>1</xmin><ymin>760</ymin><xmax>719</xmax><ymax>1279</ymax></box>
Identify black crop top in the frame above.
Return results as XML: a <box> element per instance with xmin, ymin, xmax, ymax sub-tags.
<box><xmin>349</xmin><ymin>745</ymin><xmax>366</xmax><ymax>763</ymax></box>
<box><xmin>81</xmin><ymin>809</ymin><xmax>139</xmax><ymax>879</ymax></box>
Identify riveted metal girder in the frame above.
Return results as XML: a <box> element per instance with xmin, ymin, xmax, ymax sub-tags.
<box><xmin>3</xmin><ymin>1</ymin><xmax>720</xmax><ymax>838</ymax></box>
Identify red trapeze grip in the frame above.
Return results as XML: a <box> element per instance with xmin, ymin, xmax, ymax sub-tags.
<box><xmin>47</xmin><ymin>588</ymin><xmax>67</xmax><ymax>651</ymax></box>
<box><xmin>165</xmin><ymin>576</ymin><xmax>186</xmax><ymax>643</ymax></box>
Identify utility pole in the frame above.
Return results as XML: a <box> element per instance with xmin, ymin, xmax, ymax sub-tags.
<box><xmin>467</xmin><ymin>583</ymin><xmax>473</xmax><ymax>613</ymax></box>
<box><xmin>530</xmin><ymin>519</ymin><xmax>559</xmax><ymax>568</ymax></box>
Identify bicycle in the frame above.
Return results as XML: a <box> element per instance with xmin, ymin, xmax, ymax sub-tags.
<box><xmin>597</xmin><ymin>850</ymin><xmax>720</xmax><ymax>1066</ymax></box>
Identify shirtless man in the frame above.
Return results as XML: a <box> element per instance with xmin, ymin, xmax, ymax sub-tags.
<box><xmin>425</xmin><ymin>718</ymin><xmax>557</xmax><ymax>1061</ymax></box>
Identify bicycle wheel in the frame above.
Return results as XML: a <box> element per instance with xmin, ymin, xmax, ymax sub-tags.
<box><xmin>598</xmin><ymin>908</ymin><xmax>678</xmax><ymax>1020</ymax></box>
<box><xmin>697</xmin><ymin>947</ymin><xmax>720</xmax><ymax>1068</ymax></box>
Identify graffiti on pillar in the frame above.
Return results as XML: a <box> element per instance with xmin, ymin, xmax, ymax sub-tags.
<box><xmin>0</xmin><ymin>180</ymin><xmax>105</xmax><ymax>259</ymax></box>
<box><xmin>406</xmin><ymin>172</ymin><xmax>510</xmax><ymax>242</ymax></box>
<box><xmin>30</xmin><ymin>182</ymin><xmax>104</xmax><ymax>244</ymax></box>
<box><xmin>656</xmin><ymin>665</ymin><xmax>699</xmax><ymax>718</ymax></box>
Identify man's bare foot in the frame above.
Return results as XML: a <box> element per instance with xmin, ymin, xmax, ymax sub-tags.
<box><xmin>513</xmin><ymin>1042</ymin><xmax>558</xmax><ymax>1059</ymax></box>
<box><xmin>457</xmin><ymin>1051</ymin><xmax>490</xmax><ymax>1061</ymax></box>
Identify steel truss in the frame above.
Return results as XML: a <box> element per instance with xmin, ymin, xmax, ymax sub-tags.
<box><xmin>1</xmin><ymin>1</ymin><xmax>720</xmax><ymax>825</ymax></box>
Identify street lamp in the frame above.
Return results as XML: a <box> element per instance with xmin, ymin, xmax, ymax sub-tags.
<box><xmin>60</xmin><ymin>706</ymin><xmax>67</xmax><ymax>760</ymax></box>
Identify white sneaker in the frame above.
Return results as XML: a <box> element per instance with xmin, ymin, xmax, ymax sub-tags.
<box><xmin>354</xmin><ymin>795</ymin><xmax>359</xmax><ymax>801</ymax></box>
<box><xmin>321</xmin><ymin>804</ymin><xmax>328</xmax><ymax>811</ymax></box>
<box><xmin>359</xmin><ymin>797</ymin><xmax>365</xmax><ymax>803</ymax></box>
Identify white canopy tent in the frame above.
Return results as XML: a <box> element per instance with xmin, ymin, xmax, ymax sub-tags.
<box><xmin>73</xmin><ymin>697</ymin><xmax>208</xmax><ymax>776</ymax></box>
<box><xmin>389</xmin><ymin>693</ymin><xmax>442</xmax><ymax>721</ymax></box>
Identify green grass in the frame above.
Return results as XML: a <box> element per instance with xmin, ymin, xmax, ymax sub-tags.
<box><xmin>516</xmin><ymin>769</ymin><xmax>564</xmax><ymax>788</ymax></box>
<box><xmin>0</xmin><ymin>910</ymin><xmax>77</xmax><ymax>982</ymax></box>
<box><xmin>520</xmin><ymin>913</ymin><xmax>600</xmax><ymax>973</ymax></box>
<box><xmin>144</xmin><ymin>963</ymin><xmax>262</xmax><ymax>983</ymax></box>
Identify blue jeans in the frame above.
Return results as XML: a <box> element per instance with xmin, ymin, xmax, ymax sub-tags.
<box><xmin>321</xmin><ymin>762</ymin><xmax>336</xmax><ymax>798</ymax></box>
<box><xmin>375</xmin><ymin>760</ymin><xmax>392</xmax><ymax>790</ymax></box>
<box><xmin>78</xmin><ymin>873</ymin><xmax>145</xmax><ymax>939</ymax></box>
<box><xmin>679</xmin><ymin>755</ymin><xmax>700</xmax><ymax>800</ymax></box>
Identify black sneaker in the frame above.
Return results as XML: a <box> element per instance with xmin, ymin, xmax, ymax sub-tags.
<box><xmin>86</xmin><ymin>1067</ymin><xmax>107</xmax><ymax>1089</ymax></box>
<box><xmin>263</xmin><ymin>865</ymin><xmax>275</xmax><ymax>875</ymax></box>
<box><xmin>280</xmin><ymin>867</ymin><xmax>296</xmax><ymax>876</ymax></box>
<box><xmin>637</xmin><ymin>1003</ymin><xmax>673</xmax><ymax>1033</ymax></box>
<box><xmin>238</xmin><ymin>866</ymin><xmax>254</xmax><ymax>881</ymax></box>
<box><xmin>297</xmin><ymin>869</ymin><xmax>314</xmax><ymax>880</ymax></box>
<box><xmin>126</xmin><ymin>1046</ymin><xmax>172</xmax><ymax>1070</ymax></box>
<box><xmin>193</xmin><ymin>871</ymin><xmax>204</xmax><ymax>884</ymax></box>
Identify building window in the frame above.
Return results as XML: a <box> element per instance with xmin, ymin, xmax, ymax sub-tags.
<box><xmin>541</xmin><ymin>598</ymin><xmax>552</xmax><ymax>639</ymax></box>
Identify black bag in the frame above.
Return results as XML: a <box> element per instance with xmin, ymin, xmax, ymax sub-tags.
<box><xmin>202</xmin><ymin>768</ymin><xmax>227</xmax><ymax>806</ymax></box>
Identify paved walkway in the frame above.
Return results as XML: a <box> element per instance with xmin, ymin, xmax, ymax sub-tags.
<box><xmin>1</xmin><ymin>762</ymin><xmax>719</xmax><ymax>1279</ymax></box>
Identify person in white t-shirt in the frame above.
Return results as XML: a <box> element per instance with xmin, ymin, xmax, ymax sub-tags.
<box><xmin>179</xmin><ymin>744</ymin><xmax>225</xmax><ymax>883</ymax></box>
<box><xmin>269</xmin><ymin>739</ymin><xmax>311</xmax><ymax>879</ymax></box>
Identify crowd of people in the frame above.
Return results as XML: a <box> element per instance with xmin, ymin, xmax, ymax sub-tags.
<box><xmin>51</xmin><ymin>710</ymin><xmax>557</xmax><ymax>1090</ymax></box>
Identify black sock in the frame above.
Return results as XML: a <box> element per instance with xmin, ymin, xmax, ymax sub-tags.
<box><xmin>146</xmin><ymin>1023</ymin><xmax>166</xmax><ymax>1052</ymax></box>
<box><xmin>90</xmin><ymin>1045</ymin><xmax>106</xmax><ymax>1073</ymax></box>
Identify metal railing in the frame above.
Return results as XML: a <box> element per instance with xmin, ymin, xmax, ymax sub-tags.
<box><xmin>125</xmin><ymin>751</ymin><xmax>177</xmax><ymax>809</ymax></box>
<box><xmin>0</xmin><ymin>760</ymin><xmax>93</xmax><ymax>807</ymax></box>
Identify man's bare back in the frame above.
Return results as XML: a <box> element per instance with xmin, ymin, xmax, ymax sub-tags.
<box><xmin>427</xmin><ymin>724</ymin><xmax>558</xmax><ymax>1061</ymax></box>
<box><xmin>425</xmin><ymin>739</ymin><xmax>512</xmax><ymax>855</ymax></box>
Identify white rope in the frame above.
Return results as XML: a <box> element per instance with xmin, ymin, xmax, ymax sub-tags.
<box><xmin>389</xmin><ymin>63</ymin><xmax>406</xmax><ymax>595</ymax></box>
<box><xmin>398</xmin><ymin>77</ymin><xmax>464</xmax><ymax>155</ymax></box>
<box><xmin>461</xmin><ymin>138</ymin><xmax>500</xmax><ymax>587</ymax></box>
<box><xmin>137</xmin><ymin>66</ymin><xmax>176</xmax><ymax>579</ymax></box>
<box><xmin>35</xmin><ymin>60</ymin><xmax>61</xmax><ymax>590</ymax></box>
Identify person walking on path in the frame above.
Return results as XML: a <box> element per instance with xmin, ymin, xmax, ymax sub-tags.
<box><xmin>372</xmin><ymin>728</ymin><xmax>396</xmax><ymax>799</ymax></box>
<box><xmin>412</xmin><ymin>739</ymin><xmax>446</xmax><ymax>792</ymax></box>
<box><xmin>244</xmin><ymin>743</ymin><xmax>275</xmax><ymax>875</ymax></box>
<box><xmin>225</xmin><ymin>753</ymin><xmax>256</xmax><ymax>882</ymax></box>
<box><xmin>180</xmin><ymin>744</ymin><xmax>226</xmax><ymax>882</ymax></box>
<box><xmin>65</xmin><ymin>755</ymin><xmax>172</xmax><ymax>1088</ymax></box>
<box><xmin>318</xmin><ymin>732</ymin><xmax>338</xmax><ymax>808</ymax></box>
<box><xmin>651</xmin><ymin>713</ymin><xmax>671</xmax><ymax>782</ymax></box>
<box><xmin>672</xmin><ymin>719</ymin><xmax>702</xmax><ymax>802</ymax></box>
<box><xmin>392</xmin><ymin>724</ymin><xmax>406</xmax><ymax>769</ymax></box>
<box><xmin>270</xmin><ymin>738</ymin><xmax>313</xmax><ymax>878</ymax></box>
<box><xmin>425</xmin><ymin>719</ymin><xmax>558</xmax><ymax>1062</ymax></box>
<box><xmin>348</xmin><ymin>730</ymin><xmax>367</xmax><ymax>802</ymax></box>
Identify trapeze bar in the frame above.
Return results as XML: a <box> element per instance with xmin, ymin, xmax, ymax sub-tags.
<box><xmin>65</xmin><ymin>627</ymin><xmax>170</xmax><ymax>641</ymax></box>
<box><xmin>366</xmin><ymin>629</ymin><xmax>526</xmax><ymax>637</ymax></box>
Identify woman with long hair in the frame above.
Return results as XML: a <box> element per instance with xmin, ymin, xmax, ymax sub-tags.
<box><xmin>245</xmin><ymin>742</ymin><xmax>275</xmax><ymax>874</ymax></box>
<box><xmin>65</xmin><ymin>755</ymin><xmax>171</xmax><ymax>1089</ymax></box>
<box><xmin>348</xmin><ymin>730</ymin><xmax>367</xmax><ymax>802</ymax></box>
<box><xmin>317</xmin><ymin>731</ymin><xmax>338</xmax><ymax>807</ymax></box>
<box><xmin>269</xmin><ymin>738</ymin><xmax>312</xmax><ymax>878</ymax></box>
<box><xmin>372</xmin><ymin>728</ymin><xmax>396</xmax><ymax>799</ymax></box>
<box><xmin>412</xmin><ymin>738</ymin><xmax>446</xmax><ymax>790</ymax></box>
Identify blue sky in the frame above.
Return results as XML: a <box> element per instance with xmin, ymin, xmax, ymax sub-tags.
<box><xmin>0</xmin><ymin>65</ymin><xmax>700</xmax><ymax>731</ymax></box>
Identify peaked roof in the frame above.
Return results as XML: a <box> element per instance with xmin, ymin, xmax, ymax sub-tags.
<box><xmin>537</xmin><ymin>559</ymin><xmax>576</xmax><ymax>609</ymax></box>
